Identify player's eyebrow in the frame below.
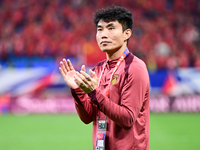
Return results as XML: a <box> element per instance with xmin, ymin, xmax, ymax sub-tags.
<box><xmin>97</xmin><ymin>23</ymin><xmax>115</xmax><ymax>29</ymax></box>
<box><xmin>106</xmin><ymin>23</ymin><xmax>115</xmax><ymax>28</ymax></box>
<box><xmin>97</xmin><ymin>25</ymin><xmax>103</xmax><ymax>28</ymax></box>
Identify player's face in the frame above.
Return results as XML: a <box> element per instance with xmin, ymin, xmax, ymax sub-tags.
<box><xmin>96</xmin><ymin>20</ymin><xmax>128</xmax><ymax>54</ymax></box>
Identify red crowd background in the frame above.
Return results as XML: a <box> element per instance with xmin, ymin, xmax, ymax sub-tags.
<box><xmin>0</xmin><ymin>0</ymin><xmax>200</xmax><ymax>70</ymax></box>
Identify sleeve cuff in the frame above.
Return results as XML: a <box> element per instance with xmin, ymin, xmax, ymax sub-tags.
<box><xmin>88</xmin><ymin>90</ymin><xmax>100</xmax><ymax>110</ymax></box>
<box><xmin>88</xmin><ymin>90</ymin><xmax>97</xmax><ymax>101</ymax></box>
<box><xmin>71</xmin><ymin>88</ymin><xmax>84</xmax><ymax>106</ymax></box>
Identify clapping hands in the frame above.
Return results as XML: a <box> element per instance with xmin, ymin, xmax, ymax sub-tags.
<box><xmin>59</xmin><ymin>59</ymin><xmax>98</xmax><ymax>94</ymax></box>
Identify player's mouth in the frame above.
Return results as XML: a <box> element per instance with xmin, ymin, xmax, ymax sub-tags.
<box><xmin>100</xmin><ymin>41</ymin><xmax>111</xmax><ymax>44</ymax></box>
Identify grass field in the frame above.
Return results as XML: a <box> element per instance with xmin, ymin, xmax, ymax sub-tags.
<box><xmin>0</xmin><ymin>113</ymin><xmax>200</xmax><ymax>150</ymax></box>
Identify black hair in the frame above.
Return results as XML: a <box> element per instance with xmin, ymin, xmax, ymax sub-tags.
<box><xmin>93</xmin><ymin>5</ymin><xmax>133</xmax><ymax>32</ymax></box>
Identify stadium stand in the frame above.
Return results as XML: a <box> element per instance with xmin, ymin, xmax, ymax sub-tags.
<box><xmin>0</xmin><ymin>0</ymin><xmax>200</xmax><ymax>70</ymax></box>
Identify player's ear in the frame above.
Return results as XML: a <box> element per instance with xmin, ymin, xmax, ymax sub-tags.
<box><xmin>124</xmin><ymin>29</ymin><xmax>132</xmax><ymax>41</ymax></box>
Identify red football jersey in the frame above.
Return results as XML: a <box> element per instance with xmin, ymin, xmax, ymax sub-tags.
<box><xmin>71</xmin><ymin>52</ymin><xmax>149</xmax><ymax>150</ymax></box>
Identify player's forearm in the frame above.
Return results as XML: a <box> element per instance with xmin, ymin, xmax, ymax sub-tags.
<box><xmin>71</xmin><ymin>88</ymin><xmax>93</xmax><ymax>124</ymax></box>
<box><xmin>102</xmin><ymin>100</ymin><xmax>134</xmax><ymax>129</ymax></box>
<box><xmin>75</xmin><ymin>104</ymin><xmax>93</xmax><ymax>124</ymax></box>
<box><xmin>88</xmin><ymin>89</ymin><xmax>134</xmax><ymax>129</ymax></box>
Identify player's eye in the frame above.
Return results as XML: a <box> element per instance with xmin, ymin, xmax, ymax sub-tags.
<box><xmin>108</xmin><ymin>27</ymin><xmax>114</xmax><ymax>30</ymax></box>
<box><xmin>97</xmin><ymin>28</ymin><xmax>102</xmax><ymax>31</ymax></box>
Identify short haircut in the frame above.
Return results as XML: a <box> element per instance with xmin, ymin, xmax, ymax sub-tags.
<box><xmin>93</xmin><ymin>5</ymin><xmax>133</xmax><ymax>32</ymax></box>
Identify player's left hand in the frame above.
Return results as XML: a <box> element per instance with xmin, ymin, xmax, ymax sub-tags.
<box><xmin>74</xmin><ymin>65</ymin><xmax>98</xmax><ymax>94</ymax></box>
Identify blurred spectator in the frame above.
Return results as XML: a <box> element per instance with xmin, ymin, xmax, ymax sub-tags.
<box><xmin>0</xmin><ymin>0</ymin><xmax>200</xmax><ymax>69</ymax></box>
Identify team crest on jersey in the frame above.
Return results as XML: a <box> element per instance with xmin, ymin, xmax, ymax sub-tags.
<box><xmin>111</xmin><ymin>74</ymin><xmax>119</xmax><ymax>85</ymax></box>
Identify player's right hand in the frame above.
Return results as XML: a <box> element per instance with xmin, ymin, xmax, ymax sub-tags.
<box><xmin>59</xmin><ymin>59</ymin><xmax>79</xmax><ymax>89</ymax></box>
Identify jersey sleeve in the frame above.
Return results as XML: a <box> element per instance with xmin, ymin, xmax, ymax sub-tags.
<box><xmin>70</xmin><ymin>63</ymin><xmax>104</xmax><ymax>124</ymax></box>
<box><xmin>88</xmin><ymin>62</ymin><xmax>149</xmax><ymax>129</ymax></box>
<box><xmin>71</xmin><ymin>88</ymin><xmax>94</xmax><ymax>124</ymax></box>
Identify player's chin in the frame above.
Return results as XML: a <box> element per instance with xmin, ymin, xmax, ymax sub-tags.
<box><xmin>101</xmin><ymin>46</ymin><xmax>120</xmax><ymax>53</ymax></box>
<box><xmin>100</xmin><ymin>47</ymin><xmax>112</xmax><ymax>52</ymax></box>
<box><xmin>101</xmin><ymin>49</ymin><xmax>109</xmax><ymax>52</ymax></box>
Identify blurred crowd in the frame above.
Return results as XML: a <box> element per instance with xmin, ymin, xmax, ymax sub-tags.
<box><xmin>0</xmin><ymin>0</ymin><xmax>200</xmax><ymax>70</ymax></box>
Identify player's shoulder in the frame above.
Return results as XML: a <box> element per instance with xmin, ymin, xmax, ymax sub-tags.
<box><xmin>133</xmin><ymin>55</ymin><xmax>146</xmax><ymax>68</ymax></box>
<box><xmin>126</xmin><ymin>53</ymin><xmax>147</xmax><ymax>73</ymax></box>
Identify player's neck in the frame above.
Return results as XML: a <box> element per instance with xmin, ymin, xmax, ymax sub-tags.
<box><xmin>106</xmin><ymin>45</ymin><xmax>127</xmax><ymax>60</ymax></box>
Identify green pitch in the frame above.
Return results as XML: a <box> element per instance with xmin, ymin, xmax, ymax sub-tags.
<box><xmin>0</xmin><ymin>113</ymin><xmax>200</xmax><ymax>150</ymax></box>
<box><xmin>0</xmin><ymin>114</ymin><xmax>93</xmax><ymax>150</ymax></box>
<box><xmin>150</xmin><ymin>113</ymin><xmax>200</xmax><ymax>150</ymax></box>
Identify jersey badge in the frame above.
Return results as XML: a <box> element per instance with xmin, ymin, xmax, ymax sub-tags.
<box><xmin>111</xmin><ymin>74</ymin><xmax>119</xmax><ymax>85</ymax></box>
